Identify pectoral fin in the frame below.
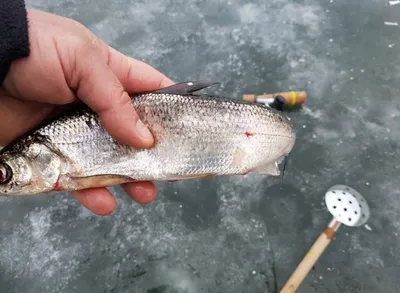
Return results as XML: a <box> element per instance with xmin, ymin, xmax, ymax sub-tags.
<box><xmin>252</xmin><ymin>162</ymin><xmax>281</xmax><ymax>176</ymax></box>
<box><xmin>69</xmin><ymin>174</ymin><xmax>135</xmax><ymax>190</ymax></box>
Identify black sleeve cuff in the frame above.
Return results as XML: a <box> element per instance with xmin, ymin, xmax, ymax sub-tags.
<box><xmin>0</xmin><ymin>0</ymin><xmax>30</xmax><ymax>84</ymax></box>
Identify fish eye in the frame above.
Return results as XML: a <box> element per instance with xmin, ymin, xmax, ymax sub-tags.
<box><xmin>0</xmin><ymin>163</ymin><xmax>12</xmax><ymax>185</ymax></box>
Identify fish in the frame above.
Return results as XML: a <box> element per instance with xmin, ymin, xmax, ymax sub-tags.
<box><xmin>0</xmin><ymin>81</ymin><xmax>296</xmax><ymax>196</ymax></box>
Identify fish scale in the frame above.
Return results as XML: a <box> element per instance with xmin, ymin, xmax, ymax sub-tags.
<box><xmin>0</xmin><ymin>81</ymin><xmax>296</xmax><ymax>196</ymax></box>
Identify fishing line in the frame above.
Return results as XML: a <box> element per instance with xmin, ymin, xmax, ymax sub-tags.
<box><xmin>281</xmin><ymin>154</ymin><xmax>289</xmax><ymax>187</ymax></box>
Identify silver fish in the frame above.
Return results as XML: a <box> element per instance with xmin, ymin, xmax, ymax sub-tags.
<box><xmin>0</xmin><ymin>81</ymin><xmax>296</xmax><ymax>196</ymax></box>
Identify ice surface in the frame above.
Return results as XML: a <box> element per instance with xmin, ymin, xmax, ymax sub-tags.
<box><xmin>1</xmin><ymin>0</ymin><xmax>399</xmax><ymax>292</ymax></box>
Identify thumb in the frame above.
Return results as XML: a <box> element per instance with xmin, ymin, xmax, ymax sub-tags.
<box><xmin>73</xmin><ymin>52</ymin><xmax>154</xmax><ymax>149</ymax></box>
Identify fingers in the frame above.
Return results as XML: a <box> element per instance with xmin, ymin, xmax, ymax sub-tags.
<box><xmin>72</xmin><ymin>188</ymin><xmax>117</xmax><ymax>216</ymax></box>
<box><xmin>122</xmin><ymin>181</ymin><xmax>158</xmax><ymax>204</ymax></box>
<box><xmin>107</xmin><ymin>46</ymin><xmax>174</xmax><ymax>93</ymax></box>
<box><xmin>71</xmin><ymin>182</ymin><xmax>157</xmax><ymax>216</ymax></box>
<box><xmin>74</xmin><ymin>53</ymin><xmax>154</xmax><ymax>149</ymax></box>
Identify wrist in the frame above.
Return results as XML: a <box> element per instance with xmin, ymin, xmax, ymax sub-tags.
<box><xmin>0</xmin><ymin>0</ymin><xmax>30</xmax><ymax>84</ymax></box>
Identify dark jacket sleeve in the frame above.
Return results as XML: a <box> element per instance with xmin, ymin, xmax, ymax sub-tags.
<box><xmin>0</xmin><ymin>0</ymin><xmax>30</xmax><ymax>84</ymax></box>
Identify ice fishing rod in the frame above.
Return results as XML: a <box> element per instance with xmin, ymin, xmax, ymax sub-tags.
<box><xmin>242</xmin><ymin>91</ymin><xmax>307</xmax><ymax>111</ymax></box>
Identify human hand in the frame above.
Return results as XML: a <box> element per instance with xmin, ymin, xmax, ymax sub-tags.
<box><xmin>0</xmin><ymin>9</ymin><xmax>174</xmax><ymax>215</ymax></box>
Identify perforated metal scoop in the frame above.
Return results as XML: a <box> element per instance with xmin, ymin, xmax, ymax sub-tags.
<box><xmin>279</xmin><ymin>185</ymin><xmax>370</xmax><ymax>293</ymax></box>
<box><xmin>325</xmin><ymin>184</ymin><xmax>370</xmax><ymax>227</ymax></box>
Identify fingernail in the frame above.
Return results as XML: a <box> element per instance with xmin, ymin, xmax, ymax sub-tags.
<box><xmin>136</xmin><ymin>119</ymin><xmax>153</xmax><ymax>140</ymax></box>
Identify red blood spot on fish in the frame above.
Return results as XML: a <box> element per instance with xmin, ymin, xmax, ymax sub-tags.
<box><xmin>53</xmin><ymin>181</ymin><xmax>65</xmax><ymax>191</ymax></box>
<box><xmin>245</xmin><ymin>131</ymin><xmax>254</xmax><ymax>137</ymax></box>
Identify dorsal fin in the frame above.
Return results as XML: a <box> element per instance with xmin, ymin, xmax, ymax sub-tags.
<box><xmin>153</xmin><ymin>81</ymin><xmax>219</xmax><ymax>95</ymax></box>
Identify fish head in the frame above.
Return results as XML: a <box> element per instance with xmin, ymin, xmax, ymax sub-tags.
<box><xmin>0</xmin><ymin>141</ymin><xmax>63</xmax><ymax>196</ymax></box>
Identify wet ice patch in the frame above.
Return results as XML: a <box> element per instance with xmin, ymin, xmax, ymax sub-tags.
<box><xmin>153</xmin><ymin>265</ymin><xmax>200</xmax><ymax>293</ymax></box>
<box><xmin>200</xmin><ymin>1</ymin><xmax>336</xmax><ymax>96</ymax></box>
<box><xmin>0</xmin><ymin>208</ymin><xmax>80</xmax><ymax>292</ymax></box>
<box><xmin>217</xmin><ymin>176</ymin><xmax>268</xmax><ymax>239</ymax></box>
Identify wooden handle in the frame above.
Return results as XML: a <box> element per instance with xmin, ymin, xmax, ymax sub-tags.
<box><xmin>279</xmin><ymin>221</ymin><xmax>340</xmax><ymax>293</ymax></box>
<box><xmin>243</xmin><ymin>91</ymin><xmax>307</xmax><ymax>105</ymax></box>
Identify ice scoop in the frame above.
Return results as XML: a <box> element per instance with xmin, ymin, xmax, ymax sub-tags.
<box><xmin>279</xmin><ymin>184</ymin><xmax>370</xmax><ymax>293</ymax></box>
